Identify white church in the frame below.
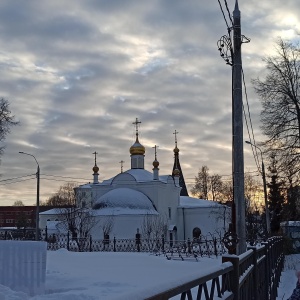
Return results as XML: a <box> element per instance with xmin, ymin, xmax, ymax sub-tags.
<box><xmin>40</xmin><ymin>119</ymin><xmax>229</xmax><ymax>242</ymax></box>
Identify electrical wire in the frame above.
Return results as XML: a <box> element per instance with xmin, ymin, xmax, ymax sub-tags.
<box><xmin>241</xmin><ymin>67</ymin><xmax>261</xmax><ymax>173</ymax></box>
<box><xmin>223</xmin><ymin>0</ymin><xmax>233</xmax><ymax>26</ymax></box>
<box><xmin>0</xmin><ymin>177</ymin><xmax>36</xmax><ymax>185</ymax></box>
<box><xmin>0</xmin><ymin>174</ymin><xmax>36</xmax><ymax>183</ymax></box>
<box><xmin>217</xmin><ymin>0</ymin><xmax>231</xmax><ymax>30</ymax></box>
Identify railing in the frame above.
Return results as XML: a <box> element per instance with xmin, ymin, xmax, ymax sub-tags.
<box><xmin>144</xmin><ymin>236</ymin><xmax>284</xmax><ymax>300</ymax></box>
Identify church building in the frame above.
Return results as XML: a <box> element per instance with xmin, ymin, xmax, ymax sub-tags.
<box><xmin>40</xmin><ymin>119</ymin><xmax>229</xmax><ymax>242</ymax></box>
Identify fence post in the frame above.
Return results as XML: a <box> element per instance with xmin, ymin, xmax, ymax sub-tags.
<box><xmin>67</xmin><ymin>231</ymin><xmax>70</xmax><ymax>251</ymax></box>
<box><xmin>113</xmin><ymin>237</ymin><xmax>116</xmax><ymax>252</ymax></box>
<box><xmin>222</xmin><ymin>255</ymin><xmax>239</xmax><ymax>300</ymax></box>
<box><xmin>248</xmin><ymin>246</ymin><xmax>258</xmax><ymax>300</ymax></box>
<box><xmin>187</xmin><ymin>238</ymin><xmax>191</xmax><ymax>254</ymax></box>
<box><xmin>213</xmin><ymin>237</ymin><xmax>218</xmax><ymax>257</ymax></box>
<box><xmin>45</xmin><ymin>226</ymin><xmax>48</xmax><ymax>242</ymax></box>
<box><xmin>89</xmin><ymin>235</ymin><xmax>92</xmax><ymax>252</ymax></box>
<box><xmin>136</xmin><ymin>229</ymin><xmax>141</xmax><ymax>252</ymax></box>
<box><xmin>262</xmin><ymin>241</ymin><xmax>270</xmax><ymax>300</ymax></box>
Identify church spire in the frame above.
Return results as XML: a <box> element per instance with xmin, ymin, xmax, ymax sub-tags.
<box><xmin>172</xmin><ymin>130</ymin><xmax>189</xmax><ymax>196</ymax></box>
<box><xmin>92</xmin><ymin>151</ymin><xmax>99</xmax><ymax>184</ymax></box>
<box><xmin>152</xmin><ymin>145</ymin><xmax>159</xmax><ymax>180</ymax></box>
<box><xmin>129</xmin><ymin>118</ymin><xmax>145</xmax><ymax>169</ymax></box>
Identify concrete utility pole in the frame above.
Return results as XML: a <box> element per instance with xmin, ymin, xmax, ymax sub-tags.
<box><xmin>232</xmin><ymin>0</ymin><xmax>246</xmax><ymax>254</ymax></box>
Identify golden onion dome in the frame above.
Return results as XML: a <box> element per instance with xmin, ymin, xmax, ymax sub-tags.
<box><xmin>153</xmin><ymin>159</ymin><xmax>159</xmax><ymax>168</ymax></box>
<box><xmin>174</xmin><ymin>146</ymin><xmax>179</xmax><ymax>153</ymax></box>
<box><xmin>173</xmin><ymin>168</ymin><xmax>180</xmax><ymax>176</ymax></box>
<box><xmin>130</xmin><ymin>138</ymin><xmax>145</xmax><ymax>155</ymax></box>
<box><xmin>93</xmin><ymin>165</ymin><xmax>99</xmax><ymax>173</ymax></box>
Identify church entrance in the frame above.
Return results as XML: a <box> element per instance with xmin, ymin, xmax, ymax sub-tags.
<box><xmin>192</xmin><ymin>227</ymin><xmax>201</xmax><ymax>239</ymax></box>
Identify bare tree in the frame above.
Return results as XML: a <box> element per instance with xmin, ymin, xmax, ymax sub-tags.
<box><xmin>211</xmin><ymin>174</ymin><xmax>223</xmax><ymax>201</ymax></box>
<box><xmin>0</xmin><ymin>98</ymin><xmax>19</xmax><ymax>160</ymax></box>
<box><xmin>252</xmin><ymin>38</ymin><xmax>300</xmax><ymax>182</ymax></box>
<box><xmin>45</xmin><ymin>182</ymin><xmax>77</xmax><ymax>206</ymax></box>
<box><xmin>218</xmin><ymin>179</ymin><xmax>233</xmax><ymax>203</ymax></box>
<box><xmin>13</xmin><ymin>200</ymin><xmax>24</xmax><ymax>206</ymax></box>
<box><xmin>100</xmin><ymin>216</ymin><xmax>114</xmax><ymax>238</ymax></box>
<box><xmin>191</xmin><ymin>166</ymin><xmax>211</xmax><ymax>199</ymax></box>
<box><xmin>141</xmin><ymin>214</ymin><xmax>167</xmax><ymax>250</ymax></box>
<box><xmin>57</xmin><ymin>207</ymin><xmax>98</xmax><ymax>251</ymax></box>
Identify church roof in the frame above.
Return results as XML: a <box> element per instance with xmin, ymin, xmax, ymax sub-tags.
<box><xmin>101</xmin><ymin>169</ymin><xmax>171</xmax><ymax>185</ymax></box>
<box><xmin>172</xmin><ymin>133</ymin><xmax>189</xmax><ymax>196</ymax></box>
<box><xmin>179</xmin><ymin>196</ymin><xmax>223</xmax><ymax>208</ymax></box>
<box><xmin>93</xmin><ymin>188</ymin><xmax>157</xmax><ymax>213</ymax></box>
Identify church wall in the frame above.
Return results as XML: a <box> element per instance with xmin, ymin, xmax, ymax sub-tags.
<box><xmin>91</xmin><ymin>214</ymin><xmax>154</xmax><ymax>239</ymax></box>
<box><xmin>137</xmin><ymin>182</ymin><xmax>180</xmax><ymax>227</ymax></box>
<box><xmin>177</xmin><ymin>207</ymin><xmax>228</xmax><ymax>240</ymax></box>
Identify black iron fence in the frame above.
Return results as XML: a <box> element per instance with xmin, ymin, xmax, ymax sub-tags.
<box><xmin>0</xmin><ymin>229</ymin><xmax>226</xmax><ymax>258</ymax></box>
<box><xmin>145</xmin><ymin>236</ymin><xmax>284</xmax><ymax>300</ymax></box>
<box><xmin>45</xmin><ymin>233</ymin><xmax>226</xmax><ymax>258</ymax></box>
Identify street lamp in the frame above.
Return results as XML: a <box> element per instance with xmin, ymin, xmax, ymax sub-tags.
<box><xmin>19</xmin><ymin>151</ymin><xmax>40</xmax><ymax>241</ymax></box>
<box><xmin>245</xmin><ymin>141</ymin><xmax>270</xmax><ymax>234</ymax></box>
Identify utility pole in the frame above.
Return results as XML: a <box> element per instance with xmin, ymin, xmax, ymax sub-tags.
<box><xmin>232</xmin><ymin>0</ymin><xmax>246</xmax><ymax>254</ymax></box>
<box><xmin>217</xmin><ymin>0</ymin><xmax>248</xmax><ymax>254</ymax></box>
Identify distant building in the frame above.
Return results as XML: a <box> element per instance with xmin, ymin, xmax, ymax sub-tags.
<box><xmin>0</xmin><ymin>206</ymin><xmax>72</xmax><ymax>229</ymax></box>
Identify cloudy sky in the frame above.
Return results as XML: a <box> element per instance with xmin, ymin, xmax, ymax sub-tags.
<box><xmin>0</xmin><ymin>0</ymin><xmax>299</xmax><ymax>205</ymax></box>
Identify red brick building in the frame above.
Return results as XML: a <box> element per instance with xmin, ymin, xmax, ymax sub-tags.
<box><xmin>0</xmin><ymin>206</ymin><xmax>68</xmax><ymax>228</ymax></box>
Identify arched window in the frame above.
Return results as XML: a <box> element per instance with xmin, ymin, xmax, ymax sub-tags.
<box><xmin>193</xmin><ymin>227</ymin><xmax>201</xmax><ymax>239</ymax></box>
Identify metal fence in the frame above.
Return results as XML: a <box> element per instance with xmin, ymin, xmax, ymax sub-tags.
<box><xmin>0</xmin><ymin>229</ymin><xmax>226</xmax><ymax>258</ymax></box>
<box><xmin>145</xmin><ymin>236</ymin><xmax>284</xmax><ymax>300</ymax></box>
<box><xmin>45</xmin><ymin>233</ymin><xmax>226</xmax><ymax>258</ymax></box>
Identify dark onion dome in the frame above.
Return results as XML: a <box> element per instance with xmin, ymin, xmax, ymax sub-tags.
<box><xmin>174</xmin><ymin>145</ymin><xmax>179</xmax><ymax>153</ymax></box>
<box><xmin>130</xmin><ymin>138</ymin><xmax>145</xmax><ymax>155</ymax></box>
<box><xmin>93</xmin><ymin>165</ymin><xmax>99</xmax><ymax>173</ymax></box>
<box><xmin>153</xmin><ymin>159</ymin><xmax>159</xmax><ymax>168</ymax></box>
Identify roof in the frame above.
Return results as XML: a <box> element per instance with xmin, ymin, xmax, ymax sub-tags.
<box><xmin>179</xmin><ymin>196</ymin><xmax>223</xmax><ymax>208</ymax></box>
<box><xmin>100</xmin><ymin>169</ymin><xmax>172</xmax><ymax>185</ymax></box>
<box><xmin>93</xmin><ymin>188</ymin><xmax>157</xmax><ymax>213</ymax></box>
<box><xmin>93</xmin><ymin>207</ymin><xmax>158</xmax><ymax>216</ymax></box>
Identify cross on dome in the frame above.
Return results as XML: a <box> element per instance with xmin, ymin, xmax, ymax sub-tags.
<box><xmin>119</xmin><ymin>160</ymin><xmax>125</xmax><ymax>173</ymax></box>
<box><xmin>173</xmin><ymin>130</ymin><xmax>179</xmax><ymax>147</ymax></box>
<box><xmin>133</xmin><ymin>118</ymin><xmax>141</xmax><ymax>139</ymax></box>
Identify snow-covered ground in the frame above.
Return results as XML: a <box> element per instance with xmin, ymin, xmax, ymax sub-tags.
<box><xmin>0</xmin><ymin>249</ymin><xmax>299</xmax><ymax>300</ymax></box>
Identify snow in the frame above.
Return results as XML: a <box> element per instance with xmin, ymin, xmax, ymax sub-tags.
<box><xmin>0</xmin><ymin>249</ymin><xmax>298</xmax><ymax>300</ymax></box>
<box><xmin>93</xmin><ymin>188</ymin><xmax>157</xmax><ymax>212</ymax></box>
<box><xmin>179</xmin><ymin>196</ymin><xmax>223</xmax><ymax>208</ymax></box>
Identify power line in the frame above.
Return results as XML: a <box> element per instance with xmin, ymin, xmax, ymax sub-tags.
<box><xmin>0</xmin><ymin>174</ymin><xmax>36</xmax><ymax>183</ymax></box>
<box><xmin>217</xmin><ymin>0</ymin><xmax>231</xmax><ymax>30</ymax></box>
<box><xmin>41</xmin><ymin>174</ymin><xmax>91</xmax><ymax>181</ymax></box>
<box><xmin>223</xmin><ymin>0</ymin><xmax>233</xmax><ymax>26</ymax></box>
<box><xmin>241</xmin><ymin>67</ymin><xmax>261</xmax><ymax>173</ymax></box>
<box><xmin>0</xmin><ymin>177</ymin><xmax>36</xmax><ymax>186</ymax></box>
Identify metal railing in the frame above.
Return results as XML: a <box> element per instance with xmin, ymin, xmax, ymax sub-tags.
<box><xmin>145</xmin><ymin>236</ymin><xmax>284</xmax><ymax>300</ymax></box>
